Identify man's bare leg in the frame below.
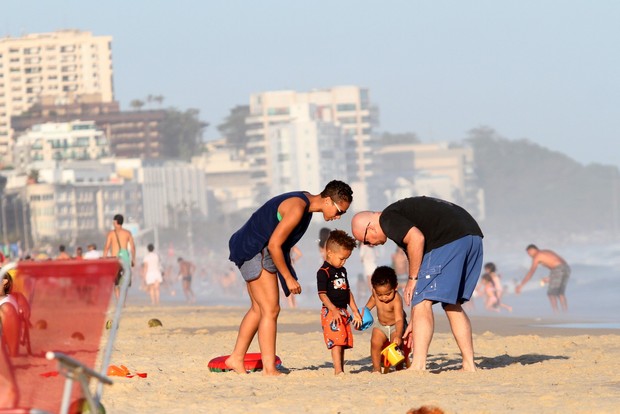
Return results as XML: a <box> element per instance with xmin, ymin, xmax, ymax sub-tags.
<box><xmin>548</xmin><ymin>295</ymin><xmax>559</xmax><ymax>313</ymax></box>
<box><xmin>410</xmin><ymin>300</ymin><xmax>434</xmax><ymax>370</ymax></box>
<box><xmin>558</xmin><ymin>294</ymin><xmax>568</xmax><ymax>312</ymax></box>
<box><xmin>444</xmin><ymin>303</ymin><xmax>476</xmax><ymax>371</ymax></box>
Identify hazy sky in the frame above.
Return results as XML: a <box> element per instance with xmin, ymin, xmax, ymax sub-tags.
<box><xmin>4</xmin><ymin>1</ymin><xmax>619</xmax><ymax>167</ymax></box>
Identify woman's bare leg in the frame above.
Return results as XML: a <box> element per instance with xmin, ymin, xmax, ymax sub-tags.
<box><xmin>225</xmin><ymin>269</ymin><xmax>281</xmax><ymax>375</ymax></box>
<box><xmin>225</xmin><ymin>276</ymin><xmax>262</xmax><ymax>373</ymax></box>
<box><xmin>250</xmin><ymin>271</ymin><xmax>281</xmax><ymax>375</ymax></box>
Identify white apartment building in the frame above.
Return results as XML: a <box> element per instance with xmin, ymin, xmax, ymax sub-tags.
<box><xmin>13</xmin><ymin>120</ymin><xmax>110</xmax><ymax>170</ymax></box>
<box><xmin>0</xmin><ymin>30</ymin><xmax>114</xmax><ymax>164</ymax></box>
<box><xmin>137</xmin><ymin>161</ymin><xmax>209</xmax><ymax>229</ymax></box>
<box><xmin>246</xmin><ymin>86</ymin><xmax>376</xmax><ymax>204</ymax></box>
<box><xmin>26</xmin><ymin>180</ymin><xmax>142</xmax><ymax>244</ymax></box>
<box><xmin>379</xmin><ymin>142</ymin><xmax>485</xmax><ymax>220</ymax></box>
<box><xmin>192</xmin><ymin>139</ymin><xmax>254</xmax><ymax>213</ymax></box>
<box><xmin>267</xmin><ymin>103</ymin><xmax>347</xmax><ymax>195</ymax></box>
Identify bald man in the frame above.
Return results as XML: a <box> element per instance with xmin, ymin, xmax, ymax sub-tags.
<box><xmin>351</xmin><ymin>196</ymin><xmax>483</xmax><ymax>371</ymax></box>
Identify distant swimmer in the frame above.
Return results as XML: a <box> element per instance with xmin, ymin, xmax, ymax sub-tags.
<box><xmin>516</xmin><ymin>244</ymin><xmax>570</xmax><ymax>313</ymax></box>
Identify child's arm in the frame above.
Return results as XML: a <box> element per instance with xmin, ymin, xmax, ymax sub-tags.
<box><xmin>348</xmin><ymin>292</ymin><xmax>362</xmax><ymax>329</ymax></box>
<box><xmin>318</xmin><ymin>293</ymin><xmax>344</xmax><ymax>325</ymax></box>
<box><xmin>392</xmin><ymin>293</ymin><xmax>406</xmax><ymax>347</ymax></box>
<box><xmin>364</xmin><ymin>293</ymin><xmax>376</xmax><ymax>311</ymax></box>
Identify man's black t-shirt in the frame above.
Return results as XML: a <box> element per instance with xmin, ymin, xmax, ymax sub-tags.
<box><xmin>379</xmin><ymin>196</ymin><xmax>483</xmax><ymax>254</ymax></box>
<box><xmin>316</xmin><ymin>262</ymin><xmax>351</xmax><ymax>309</ymax></box>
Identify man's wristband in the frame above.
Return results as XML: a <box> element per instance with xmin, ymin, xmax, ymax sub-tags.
<box><xmin>408</xmin><ymin>276</ymin><xmax>418</xmax><ymax>281</ymax></box>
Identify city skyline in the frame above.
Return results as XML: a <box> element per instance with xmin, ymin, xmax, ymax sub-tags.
<box><xmin>4</xmin><ymin>1</ymin><xmax>619</xmax><ymax>168</ymax></box>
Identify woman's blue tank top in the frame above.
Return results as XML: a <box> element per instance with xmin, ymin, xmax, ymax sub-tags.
<box><xmin>228</xmin><ymin>192</ymin><xmax>312</xmax><ymax>294</ymax></box>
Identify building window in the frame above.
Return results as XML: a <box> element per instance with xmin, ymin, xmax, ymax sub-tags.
<box><xmin>338</xmin><ymin>116</ymin><xmax>357</xmax><ymax>124</ymax></box>
<box><xmin>336</xmin><ymin>103</ymin><xmax>357</xmax><ymax>112</ymax></box>
<box><xmin>267</xmin><ymin>107</ymin><xmax>290</xmax><ymax>116</ymax></box>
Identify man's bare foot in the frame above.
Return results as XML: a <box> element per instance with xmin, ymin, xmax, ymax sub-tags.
<box><xmin>224</xmin><ymin>355</ymin><xmax>247</xmax><ymax>374</ymax></box>
<box><xmin>460</xmin><ymin>361</ymin><xmax>477</xmax><ymax>372</ymax></box>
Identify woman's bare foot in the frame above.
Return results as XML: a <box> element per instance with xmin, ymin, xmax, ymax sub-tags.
<box><xmin>262</xmin><ymin>367</ymin><xmax>282</xmax><ymax>376</ymax></box>
<box><xmin>224</xmin><ymin>355</ymin><xmax>248</xmax><ymax>374</ymax></box>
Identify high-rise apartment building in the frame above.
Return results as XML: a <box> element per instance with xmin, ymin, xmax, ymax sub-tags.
<box><xmin>267</xmin><ymin>103</ymin><xmax>347</xmax><ymax>195</ymax></box>
<box><xmin>0</xmin><ymin>30</ymin><xmax>114</xmax><ymax>164</ymax></box>
<box><xmin>246</xmin><ymin>86</ymin><xmax>377</xmax><ymax>204</ymax></box>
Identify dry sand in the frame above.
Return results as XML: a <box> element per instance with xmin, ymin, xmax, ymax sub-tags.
<box><xmin>100</xmin><ymin>305</ymin><xmax>620</xmax><ymax>414</ymax></box>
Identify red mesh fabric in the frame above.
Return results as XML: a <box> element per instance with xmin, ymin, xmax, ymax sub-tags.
<box><xmin>1</xmin><ymin>260</ymin><xmax>119</xmax><ymax>412</ymax></box>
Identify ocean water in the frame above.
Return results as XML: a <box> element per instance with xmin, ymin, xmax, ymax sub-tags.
<box><xmin>126</xmin><ymin>240</ymin><xmax>620</xmax><ymax>329</ymax></box>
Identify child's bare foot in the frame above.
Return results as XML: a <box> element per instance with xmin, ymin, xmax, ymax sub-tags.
<box><xmin>224</xmin><ymin>355</ymin><xmax>247</xmax><ymax>374</ymax></box>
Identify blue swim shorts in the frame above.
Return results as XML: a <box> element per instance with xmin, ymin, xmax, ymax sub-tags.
<box><xmin>238</xmin><ymin>248</ymin><xmax>277</xmax><ymax>282</ymax></box>
<box><xmin>412</xmin><ymin>235</ymin><xmax>483</xmax><ymax>306</ymax></box>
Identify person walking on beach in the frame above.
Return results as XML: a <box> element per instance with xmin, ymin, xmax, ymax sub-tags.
<box><xmin>283</xmin><ymin>246</ymin><xmax>302</xmax><ymax>308</ymax></box>
<box><xmin>359</xmin><ymin>243</ymin><xmax>378</xmax><ymax>294</ymax></box>
<box><xmin>226</xmin><ymin>180</ymin><xmax>353</xmax><ymax>376</ymax></box>
<box><xmin>83</xmin><ymin>243</ymin><xmax>102</xmax><ymax>259</ymax></box>
<box><xmin>317</xmin><ymin>230</ymin><xmax>362</xmax><ymax>375</ymax></box>
<box><xmin>177</xmin><ymin>257</ymin><xmax>196</xmax><ymax>304</ymax></box>
<box><xmin>317</xmin><ymin>227</ymin><xmax>331</xmax><ymax>262</ymax></box>
<box><xmin>351</xmin><ymin>196</ymin><xmax>484</xmax><ymax>372</ymax></box>
<box><xmin>516</xmin><ymin>244</ymin><xmax>570</xmax><ymax>313</ymax></box>
<box><xmin>103</xmin><ymin>214</ymin><xmax>136</xmax><ymax>300</ymax></box>
<box><xmin>391</xmin><ymin>247</ymin><xmax>409</xmax><ymax>294</ymax></box>
<box><xmin>142</xmin><ymin>244</ymin><xmax>163</xmax><ymax>306</ymax></box>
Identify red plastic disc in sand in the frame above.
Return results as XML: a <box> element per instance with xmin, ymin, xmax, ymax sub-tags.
<box><xmin>208</xmin><ymin>353</ymin><xmax>282</xmax><ymax>372</ymax></box>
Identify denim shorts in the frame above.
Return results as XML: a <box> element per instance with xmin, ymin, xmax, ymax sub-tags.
<box><xmin>412</xmin><ymin>235</ymin><xmax>483</xmax><ymax>306</ymax></box>
<box><xmin>238</xmin><ymin>248</ymin><xmax>277</xmax><ymax>282</ymax></box>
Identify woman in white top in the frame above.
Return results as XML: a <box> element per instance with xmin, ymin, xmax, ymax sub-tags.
<box><xmin>142</xmin><ymin>244</ymin><xmax>163</xmax><ymax>305</ymax></box>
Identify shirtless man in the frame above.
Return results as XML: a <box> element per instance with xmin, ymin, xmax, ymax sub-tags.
<box><xmin>103</xmin><ymin>214</ymin><xmax>136</xmax><ymax>300</ymax></box>
<box><xmin>56</xmin><ymin>245</ymin><xmax>71</xmax><ymax>260</ymax></box>
<box><xmin>177</xmin><ymin>257</ymin><xmax>196</xmax><ymax>303</ymax></box>
<box><xmin>516</xmin><ymin>244</ymin><xmax>570</xmax><ymax>312</ymax></box>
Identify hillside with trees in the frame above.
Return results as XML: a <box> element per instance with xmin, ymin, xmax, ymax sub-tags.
<box><xmin>465</xmin><ymin>127</ymin><xmax>620</xmax><ymax>242</ymax></box>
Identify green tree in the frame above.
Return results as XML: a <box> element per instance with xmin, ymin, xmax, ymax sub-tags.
<box><xmin>130</xmin><ymin>99</ymin><xmax>145</xmax><ymax>111</ymax></box>
<box><xmin>217</xmin><ymin>105</ymin><xmax>250</xmax><ymax>151</ymax></box>
<box><xmin>160</xmin><ymin>108</ymin><xmax>208</xmax><ymax>160</ymax></box>
<box><xmin>154</xmin><ymin>95</ymin><xmax>165</xmax><ymax>107</ymax></box>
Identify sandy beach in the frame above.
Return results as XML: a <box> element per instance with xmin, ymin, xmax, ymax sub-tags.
<box><xmin>99</xmin><ymin>305</ymin><xmax>620</xmax><ymax>414</ymax></box>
